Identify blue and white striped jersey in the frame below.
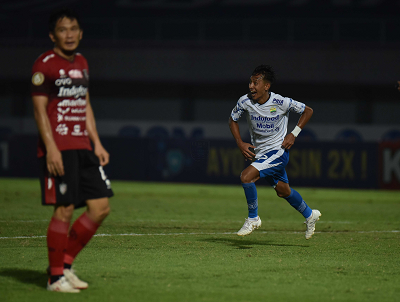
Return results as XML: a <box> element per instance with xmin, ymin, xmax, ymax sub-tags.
<box><xmin>230</xmin><ymin>92</ymin><xmax>305</xmax><ymax>158</ymax></box>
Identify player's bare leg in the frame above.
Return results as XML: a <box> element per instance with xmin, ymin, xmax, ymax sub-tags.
<box><xmin>86</xmin><ymin>197</ymin><xmax>111</xmax><ymax>224</ymax></box>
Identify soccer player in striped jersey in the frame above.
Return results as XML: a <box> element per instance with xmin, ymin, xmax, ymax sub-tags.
<box><xmin>229</xmin><ymin>65</ymin><xmax>321</xmax><ymax>239</ymax></box>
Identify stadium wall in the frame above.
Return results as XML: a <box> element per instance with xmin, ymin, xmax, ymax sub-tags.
<box><xmin>1</xmin><ymin>46</ymin><xmax>399</xmax><ymax>84</ymax></box>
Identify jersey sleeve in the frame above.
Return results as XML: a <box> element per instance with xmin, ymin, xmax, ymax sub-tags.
<box><xmin>285</xmin><ymin>97</ymin><xmax>305</xmax><ymax>114</ymax></box>
<box><xmin>230</xmin><ymin>97</ymin><xmax>247</xmax><ymax>122</ymax></box>
<box><xmin>31</xmin><ymin>58</ymin><xmax>51</xmax><ymax>97</ymax></box>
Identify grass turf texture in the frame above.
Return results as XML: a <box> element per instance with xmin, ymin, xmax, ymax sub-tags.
<box><xmin>0</xmin><ymin>178</ymin><xmax>399</xmax><ymax>302</ymax></box>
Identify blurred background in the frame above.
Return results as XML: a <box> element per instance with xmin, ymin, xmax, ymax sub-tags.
<box><xmin>0</xmin><ymin>0</ymin><xmax>399</xmax><ymax>189</ymax></box>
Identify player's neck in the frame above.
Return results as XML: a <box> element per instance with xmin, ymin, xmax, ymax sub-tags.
<box><xmin>53</xmin><ymin>47</ymin><xmax>76</xmax><ymax>62</ymax></box>
<box><xmin>257</xmin><ymin>91</ymin><xmax>270</xmax><ymax>105</ymax></box>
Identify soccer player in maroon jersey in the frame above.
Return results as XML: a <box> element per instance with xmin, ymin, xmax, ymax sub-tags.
<box><xmin>31</xmin><ymin>8</ymin><xmax>113</xmax><ymax>293</ymax></box>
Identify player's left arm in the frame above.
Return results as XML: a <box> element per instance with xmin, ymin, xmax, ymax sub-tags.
<box><xmin>86</xmin><ymin>92</ymin><xmax>110</xmax><ymax>166</ymax></box>
<box><xmin>282</xmin><ymin>105</ymin><xmax>313</xmax><ymax>150</ymax></box>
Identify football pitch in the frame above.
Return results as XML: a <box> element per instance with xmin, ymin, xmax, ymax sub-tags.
<box><xmin>0</xmin><ymin>178</ymin><xmax>399</xmax><ymax>302</ymax></box>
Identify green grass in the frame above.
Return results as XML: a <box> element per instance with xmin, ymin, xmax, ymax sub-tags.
<box><xmin>0</xmin><ymin>178</ymin><xmax>399</xmax><ymax>302</ymax></box>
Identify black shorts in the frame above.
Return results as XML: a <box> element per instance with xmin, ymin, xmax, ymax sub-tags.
<box><xmin>39</xmin><ymin>149</ymin><xmax>114</xmax><ymax>209</ymax></box>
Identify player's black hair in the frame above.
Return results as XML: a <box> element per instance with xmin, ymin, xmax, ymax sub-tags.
<box><xmin>252</xmin><ymin>65</ymin><xmax>275</xmax><ymax>84</ymax></box>
<box><xmin>49</xmin><ymin>7</ymin><xmax>81</xmax><ymax>33</ymax></box>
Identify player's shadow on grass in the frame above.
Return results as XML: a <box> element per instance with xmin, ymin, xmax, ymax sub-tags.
<box><xmin>0</xmin><ymin>268</ymin><xmax>47</xmax><ymax>288</ymax></box>
<box><xmin>201</xmin><ymin>238</ymin><xmax>309</xmax><ymax>249</ymax></box>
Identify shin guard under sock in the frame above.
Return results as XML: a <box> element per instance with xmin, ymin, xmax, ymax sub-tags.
<box><xmin>242</xmin><ymin>183</ymin><xmax>258</xmax><ymax>218</ymax></box>
<box><xmin>64</xmin><ymin>212</ymin><xmax>100</xmax><ymax>265</ymax></box>
<box><xmin>47</xmin><ymin>217</ymin><xmax>70</xmax><ymax>278</ymax></box>
<box><xmin>284</xmin><ymin>188</ymin><xmax>312</xmax><ymax>219</ymax></box>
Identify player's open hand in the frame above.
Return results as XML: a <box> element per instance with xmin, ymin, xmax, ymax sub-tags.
<box><xmin>95</xmin><ymin>144</ymin><xmax>110</xmax><ymax>166</ymax></box>
<box><xmin>238</xmin><ymin>141</ymin><xmax>256</xmax><ymax>161</ymax></box>
<box><xmin>282</xmin><ymin>133</ymin><xmax>296</xmax><ymax>150</ymax></box>
<box><xmin>46</xmin><ymin>146</ymin><xmax>64</xmax><ymax>176</ymax></box>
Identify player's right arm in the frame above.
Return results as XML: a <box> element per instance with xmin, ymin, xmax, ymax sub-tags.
<box><xmin>32</xmin><ymin>95</ymin><xmax>64</xmax><ymax>176</ymax></box>
<box><xmin>228</xmin><ymin>117</ymin><xmax>255</xmax><ymax>161</ymax></box>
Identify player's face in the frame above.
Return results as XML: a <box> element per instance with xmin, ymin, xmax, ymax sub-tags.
<box><xmin>49</xmin><ymin>17</ymin><xmax>82</xmax><ymax>54</ymax></box>
<box><xmin>249</xmin><ymin>74</ymin><xmax>270</xmax><ymax>102</ymax></box>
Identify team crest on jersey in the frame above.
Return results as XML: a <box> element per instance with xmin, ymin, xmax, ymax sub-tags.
<box><xmin>32</xmin><ymin>72</ymin><xmax>45</xmax><ymax>86</ymax></box>
<box><xmin>270</xmin><ymin>107</ymin><xmax>277</xmax><ymax>113</ymax></box>
<box><xmin>59</xmin><ymin>183</ymin><xmax>67</xmax><ymax>195</ymax></box>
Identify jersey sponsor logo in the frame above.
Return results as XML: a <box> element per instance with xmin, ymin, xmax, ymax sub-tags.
<box><xmin>251</xmin><ymin>115</ymin><xmax>279</xmax><ymax>122</ymax></box>
<box><xmin>62</xmin><ymin>116</ymin><xmax>86</xmax><ymax>122</ymax></box>
<box><xmin>57</xmin><ymin>107</ymin><xmax>70</xmax><ymax>115</ymax></box>
<box><xmin>57</xmin><ymin>85</ymin><xmax>88</xmax><ymax>98</ymax></box>
<box><xmin>272</xmin><ymin>98</ymin><xmax>283</xmax><ymax>105</ymax></box>
<box><xmin>32</xmin><ymin>72</ymin><xmax>45</xmax><ymax>86</ymax></box>
<box><xmin>42</xmin><ymin>54</ymin><xmax>55</xmax><ymax>63</ymax></box>
<box><xmin>71</xmin><ymin>108</ymin><xmax>86</xmax><ymax>114</ymax></box>
<box><xmin>55</xmin><ymin>77</ymin><xmax>72</xmax><ymax>86</ymax></box>
<box><xmin>55</xmin><ymin>124</ymin><xmax>68</xmax><ymax>135</ymax></box>
<box><xmin>68</xmin><ymin>69</ymin><xmax>83</xmax><ymax>78</ymax></box>
<box><xmin>256</xmin><ymin>123</ymin><xmax>274</xmax><ymax>129</ymax></box>
<box><xmin>72</xmin><ymin>125</ymin><xmax>84</xmax><ymax>136</ymax></box>
<box><xmin>57</xmin><ymin>98</ymin><xmax>87</xmax><ymax>107</ymax></box>
<box><xmin>258</xmin><ymin>128</ymin><xmax>276</xmax><ymax>133</ymax></box>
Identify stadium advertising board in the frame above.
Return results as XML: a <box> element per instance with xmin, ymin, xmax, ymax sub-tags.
<box><xmin>379</xmin><ymin>142</ymin><xmax>400</xmax><ymax>190</ymax></box>
<box><xmin>202</xmin><ymin>141</ymin><xmax>379</xmax><ymax>189</ymax></box>
<box><xmin>0</xmin><ymin>135</ymin><xmax>394</xmax><ymax>189</ymax></box>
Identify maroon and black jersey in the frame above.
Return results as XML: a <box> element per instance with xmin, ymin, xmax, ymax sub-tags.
<box><xmin>31</xmin><ymin>49</ymin><xmax>92</xmax><ymax>157</ymax></box>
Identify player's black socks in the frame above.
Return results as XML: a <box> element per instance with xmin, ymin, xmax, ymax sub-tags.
<box><xmin>50</xmin><ymin>275</ymin><xmax>63</xmax><ymax>284</ymax></box>
<box><xmin>64</xmin><ymin>263</ymin><xmax>72</xmax><ymax>270</ymax></box>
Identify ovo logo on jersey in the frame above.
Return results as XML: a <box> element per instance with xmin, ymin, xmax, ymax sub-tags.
<box><xmin>55</xmin><ymin>78</ymin><xmax>72</xmax><ymax>86</ymax></box>
<box><xmin>32</xmin><ymin>72</ymin><xmax>45</xmax><ymax>86</ymax></box>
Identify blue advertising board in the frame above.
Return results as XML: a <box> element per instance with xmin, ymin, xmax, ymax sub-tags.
<box><xmin>0</xmin><ymin>135</ymin><xmax>384</xmax><ymax>189</ymax></box>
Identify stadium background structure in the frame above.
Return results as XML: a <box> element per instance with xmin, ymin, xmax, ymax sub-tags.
<box><xmin>0</xmin><ymin>0</ymin><xmax>399</xmax><ymax>189</ymax></box>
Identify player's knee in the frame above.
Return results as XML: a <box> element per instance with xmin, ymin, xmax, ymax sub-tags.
<box><xmin>102</xmin><ymin>205</ymin><xmax>111</xmax><ymax>218</ymax></box>
<box><xmin>86</xmin><ymin>205</ymin><xmax>110</xmax><ymax>224</ymax></box>
<box><xmin>94</xmin><ymin>205</ymin><xmax>110</xmax><ymax>222</ymax></box>
<box><xmin>275</xmin><ymin>187</ymin><xmax>291</xmax><ymax>198</ymax></box>
<box><xmin>276</xmin><ymin>191</ymin><xmax>287</xmax><ymax>198</ymax></box>
<box><xmin>240</xmin><ymin>172</ymin><xmax>251</xmax><ymax>184</ymax></box>
<box><xmin>275</xmin><ymin>184</ymin><xmax>291</xmax><ymax>198</ymax></box>
<box><xmin>54</xmin><ymin>204</ymin><xmax>74</xmax><ymax>222</ymax></box>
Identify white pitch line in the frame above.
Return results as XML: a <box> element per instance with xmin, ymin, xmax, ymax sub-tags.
<box><xmin>0</xmin><ymin>220</ymin><xmax>49</xmax><ymax>223</ymax></box>
<box><xmin>0</xmin><ymin>220</ymin><xmax>355</xmax><ymax>224</ymax></box>
<box><xmin>0</xmin><ymin>230</ymin><xmax>399</xmax><ymax>240</ymax></box>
